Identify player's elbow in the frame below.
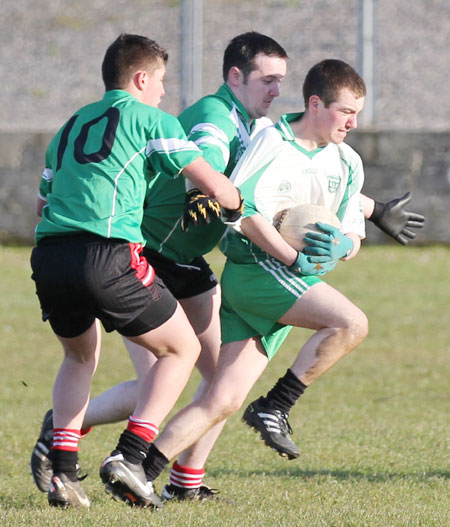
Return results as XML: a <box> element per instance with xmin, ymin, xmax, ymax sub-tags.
<box><xmin>36</xmin><ymin>199</ymin><xmax>45</xmax><ymax>217</ymax></box>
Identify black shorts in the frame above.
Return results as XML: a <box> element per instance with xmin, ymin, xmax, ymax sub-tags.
<box><xmin>143</xmin><ymin>248</ymin><xmax>218</xmax><ymax>300</ymax></box>
<box><xmin>31</xmin><ymin>234</ymin><xmax>177</xmax><ymax>338</ymax></box>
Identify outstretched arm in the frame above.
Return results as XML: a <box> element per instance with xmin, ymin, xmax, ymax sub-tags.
<box><xmin>361</xmin><ymin>192</ymin><xmax>425</xmax><ymax>245</ymax></box>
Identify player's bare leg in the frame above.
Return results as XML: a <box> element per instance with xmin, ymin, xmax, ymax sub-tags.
<box><xmin>47</xmin><ymin>319</ymin><xmax>102</xmax><ymax>508</ymax></box>
<box><xmin>84</xmin><ymin>287</ymin><xmax>222</xmax><ymax>433</ymax></box>
<box><xmin>278</xmin><ymin>282</ymin><xmax>368</xmax><ymax>384</ymax></box>
<box><xmin>83</xmin><ymin>379</ymin><xmax>139</xmax><ymax>428</ymax></box>
<box><xmin>243</xmin><ymin>281</ymin><xmax>368</xmax><ymax>459</ymax></box>
<box><xmin>176</xmin><ymin>287</ymin><xmax>226</xmax><ymax>469</ymax></box>
<box><xmin>83</xmin><ymin>288</ymin><xmax>225</xmax><ymax>503</ymax></box>
<box><xmin>126</xmin><ymin>303</ymin><xmax>201</xmax><ymax>426</ymax></box>
<box><xmin>99</xmin><ymin>303</ymin><xmax>201</xmax><ymax>508</ymax></box>
<box><xmin>53</xmin><ymin>318</ymin><xmax>102</xmax><ymax>431</ymax></box>
<box><xmin>160</xmin><ymin>287</ymin><xmax>230</xmax><ymax>500</ymax></box>
<box><xmin>82</xmin><ymin>337</ymin><xmax>156</xmax><ymax>428</ymax></box>
<box><xmin>87</xmin><ymin>303</ymin><xmax>201</xmax><ymax>428</ymax></box>
<box><xmin>151</xmin><ymin>337</ymin><xmax>269</xmax><ymax>463</ymax></box>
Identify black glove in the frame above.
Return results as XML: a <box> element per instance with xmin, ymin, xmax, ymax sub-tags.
<box><xmin>181</xmin><ymin>189</ymin><xmax>221</xmax><ymax>232</ymax></box>
<box><xmin>220</xmin><ymin>189</ymin><xmax>244</xmax><ymax>224</ymax></box>
<box><xmin>369</xmin><ymin>192</ymin><xmax>425</xmax><ymax>245</ymax></box>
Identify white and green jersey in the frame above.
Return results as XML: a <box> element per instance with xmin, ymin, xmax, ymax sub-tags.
<box><xmin>142</xmin><ymin>83</ymin><xmax>272</xmax><ymax>263</ymax></box>
<box><xmin>221</xmin><ymin>112</ymin><xmax>366</xmax><ymax>264</ymax></box>
<box><xmin>36</xmin><ymin>90</ymin><xmax>201</xmax><ymax>244</ymax></box>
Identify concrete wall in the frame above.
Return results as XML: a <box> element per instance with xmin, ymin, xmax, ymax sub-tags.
<box><xmin>0</xmin><ymin>132</ymin><xmax>53</xmax><ymax>243</ymax></box>
<box><xmin>346</xmin><ymin>131</ymin><xmax>450</xmax><ymax>245</ymax></box>
<box><xmin>2</xmin><ymin>1</ymin><xmax>449</xmax><ymax>245</ymax></box>
<box><xmin>0</xmin><ymin>130</ymin><xmax>447</xmax><ymax>245</ymax></box>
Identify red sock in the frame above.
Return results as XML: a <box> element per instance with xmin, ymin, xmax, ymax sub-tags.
<box><xmin>52</xmin><ymin>428</ymin><xmax>81</xmax><ymax>452</ymax></box>
<box><xmin>126</xmin><ymin>415</ymin><xmax>158</xmax><ymax>442</ymax></box>
<box><xmin>170</xmin><ymin>460</ymin><xmax>205</xmax><ymax>489</ymax></box>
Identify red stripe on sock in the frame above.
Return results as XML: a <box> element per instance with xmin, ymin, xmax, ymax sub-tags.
<box><xmin>52</xmin><ymin>428</ymin><xmax>80</xmax><ymax>452</ymax></box>
<box><xmin>127</xmin><ymin>416</ymin><xmax>158</xmax><ymax>442</ymax></box>
<box><xmin>170</xmin><ymin>460</ymin><xmax>205</xmax><ymax>488</ymax></box>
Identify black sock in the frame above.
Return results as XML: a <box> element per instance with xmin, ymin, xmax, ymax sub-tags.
<box><xmin>51</xmin><ymin>450</ymin><xmax>79</xmax><ymax>482</ymax></box>
<box><xmin>265</xmin><ymin>369</ymin><xmax>307</xmax><ymax>414</ymax></box>
<box><xmin>143</xmin><ymin>443</ymin><xmax>169</xmax><ymax>482</ymax></box>
<box><xmin>116</xmin><ymin>429</ymin><xmax>150</xmax><ymax>465</ymax></box>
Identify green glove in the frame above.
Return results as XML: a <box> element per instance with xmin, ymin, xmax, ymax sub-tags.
<box><xmin>290</xmin><ymin>251</ymin><xmax>337</xmax><ymax>277</ymax></box>
<box><xmin>303</xmin><ymin>223</ymin><xmax>354</xmax><ymax>260</ymax></box>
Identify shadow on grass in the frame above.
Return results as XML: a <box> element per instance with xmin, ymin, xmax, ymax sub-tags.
<box><xmin>209</xmin><ymin>467</ymin><xmax>450</xmax><ymax>482</ymax></box>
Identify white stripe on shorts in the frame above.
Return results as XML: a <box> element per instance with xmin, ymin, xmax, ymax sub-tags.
<box><xmin>258</xmin><ymin>258</ymin><xmax>310</xmax><ymax>298</ymax></box>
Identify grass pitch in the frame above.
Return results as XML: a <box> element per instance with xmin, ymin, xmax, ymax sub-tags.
<box><xmin>0</xmin><ymin>244</ymin><xmax>449</xmax><ymax>527</ymax></box>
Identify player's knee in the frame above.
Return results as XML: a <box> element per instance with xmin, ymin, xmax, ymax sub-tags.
<box><xmin>63</xmin><ymin>346</ymin><xmax>96</xmax><ymax>365</ymax></box>
<box><xmin>222</xmin><ymin>396</ymin><xmax>244</xmax><ymax>417</ymax></box>
<box><xmin>205</xmin><ymin>390</ymin><xmax>244</xmax><ymax>421</ymax></box>
<box><xmin>165</xmin><ymin>337</ymin><xmax>202</xmax><ymax>362</ymax></box>
<box><xmin>345</xmin><ymin>309</ymin><xmax>369</xmax><ymax>348</ymax></box>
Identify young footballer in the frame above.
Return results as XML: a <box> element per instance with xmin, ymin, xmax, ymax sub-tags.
<box><xmin>31</xmin><ymin>31</ymin><xmax>290</xmax><ymax>503</ymax></box>
<box><xmin>30</xmin><ymin>33</ymin><xmax>242</xmax><ymax>509</ymax></box>
<box><xmin>128</xmin><ymin>58</ymin><xmax>372</xmax><ymax>497</ymax></box>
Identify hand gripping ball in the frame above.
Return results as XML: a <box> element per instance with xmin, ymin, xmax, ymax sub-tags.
<box><xmin>274</xmin><ymin>204</ymin><xmax>342</xmax><ymax>251</ymax></box>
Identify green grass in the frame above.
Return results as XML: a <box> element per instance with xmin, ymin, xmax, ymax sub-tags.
<box><xmin>0</xmin><ymin>245</ymin><xmax>449</xmax><ymax>526</ymax></box>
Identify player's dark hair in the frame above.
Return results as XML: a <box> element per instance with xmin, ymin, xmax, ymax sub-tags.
<box><xmin>222</xmin><ymin>31</ymin><xmax>288</xmax><ymax>83</ymax></box>
<box><xmin>303</xmin><ymin>59</ymin><xmax>366</xmax><ymax>108</ymax></box>
<box><xmin>102</xmin><ymin>33</ymin><xmax>169</xmax><ymax>91</ymax></box>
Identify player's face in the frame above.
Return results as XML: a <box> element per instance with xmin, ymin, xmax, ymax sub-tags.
<box><xmin>315</xmin><ymin>88</ymin><xmax>365</xmax><ymax>145</ymax></box>
<box><xmin>236</xmin><ymin>54</ymin><xmax>287</xmax><ymax>120</ymax></box>
<box><xmin>142</xmin><ymin>62</ymin><xmax>166</xmax><ymax>108</ymax></box>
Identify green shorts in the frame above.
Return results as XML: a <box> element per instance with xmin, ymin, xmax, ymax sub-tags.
<box><xmin>220</xmin><ymin>258</ymin><xmax>321</xmax><ymax>360</ymax></box>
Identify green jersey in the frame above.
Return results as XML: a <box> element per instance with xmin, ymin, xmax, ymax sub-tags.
<box><xmin>36</xmin><ymin>90</ymin><xmax>201</xmax><ymax>244</ymax></box>
<box><xmin>142</xmin><ymin>83</ymin><xmax>272</xmax><ymax>263</ymax></box>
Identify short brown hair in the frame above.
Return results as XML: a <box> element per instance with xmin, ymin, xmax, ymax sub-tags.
<box><xmin>102</xmin><ymin>33</ymin><xmax>168</xmax><ymax>91</ymax></box>
<box><xmin>222</xmin><ymin>31</ymin><xmax>288</xmax><ymax>83</ymax></box>
<box><xmin>303</xmin><ymin>59</ymin><xmax>366</xmax><ymax>108</ymax></box>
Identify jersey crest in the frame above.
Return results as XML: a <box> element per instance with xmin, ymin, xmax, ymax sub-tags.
<box><xmin>328</xmin><ymin>175</ymin><xmax>341</xmax><ymax>193</ymax></box>
<box><xmin>277</xmin><ymin>180</ymin><xmax>292</xmax><ymax>193</ymax></box>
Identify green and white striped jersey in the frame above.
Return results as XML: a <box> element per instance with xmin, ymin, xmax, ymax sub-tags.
<box><xmin>221</xmin><ymin>113</ymin><xmax>366</xmax><ymax>264</ymax></box>
<box><xmin>36</xmin><ymin>90</ymin><xmax>201</xmax><ymax>244</ymax></box>
<box><xmin>141</xmin><ymin>83</ymin><xmax>272</xmax><ymax>263</ymax></box>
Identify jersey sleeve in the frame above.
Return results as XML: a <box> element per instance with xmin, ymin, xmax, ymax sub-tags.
<box><xmin>184</xmin><ymin>111</ymin><xmax>237</xmax><ymax>173</ymax></box>
<box><xmin>145</xmin><ymin>113</ymin><xmax>202</xmax><ymax>178</ymax></box>
<box><xmin>38</xmin><ymin>168</ymin><xmax>52</xmax><ymax>201</ymax></box>
<box><xmin>38</xmin><ymin>139</ymin><xmax>58</xmax><ymax>200</ymax></box>
<box><xmin>337</xmin><ymin>147</ymin><xmax>366</xmax><ymax>238</ymax></box>
<box><xmin>230</xmin><ymin>127</ymin><xmax>284</xmax><ymax>220</ymax></box>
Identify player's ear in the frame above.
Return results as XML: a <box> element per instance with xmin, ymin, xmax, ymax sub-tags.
<box><xmin>133</xmin><ymin>70</ymin><xmax>147</xmax><ymax>91</ymax></box>
<box><xmin>309</xmin><ymin>95</ymin><xmax>321</xmax><ymax>113</ymax></box>
<box><xmin>228</xmin><ymin>66</ymin><xmax>242</xmax><ymax>87</ymax></box>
